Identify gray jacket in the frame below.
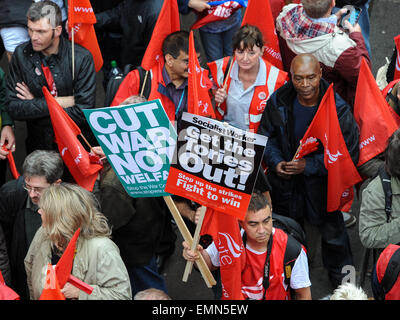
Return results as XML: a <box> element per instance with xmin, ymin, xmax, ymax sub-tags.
<box><xmin>359</xmin><ymin>175</ymin><xmax>400</xmax><ymax>249</ymax></box>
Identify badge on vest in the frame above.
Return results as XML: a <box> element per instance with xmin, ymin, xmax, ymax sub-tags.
<box><xmin>258</xmin><ymin>91</ymin><xmax>267</xmax><ymax>100</ymax></box>
<box><xmin>245</xmin><ymin>114</ymin><xmax>250</xmax><ymax>126</ymax></box>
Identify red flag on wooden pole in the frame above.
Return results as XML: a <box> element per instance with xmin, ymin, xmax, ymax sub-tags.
<box><xmin>141</xmin><ymin>0</ymin><xmax>180</xmax><ymax>71</ymax></box>
<box><xmin>241</xmin><ymin>0</ymin><xmax>283</xmax><ymax>69</ymax></box>
<box><xmin>68</xmin><ymin>0</ymin><xmax>103</xmax><ymax>72</ymax></box>
<box><xmin>187</xmin><ymin>31</ymin><xmax>215</xmax><ymax>118</ymax></box>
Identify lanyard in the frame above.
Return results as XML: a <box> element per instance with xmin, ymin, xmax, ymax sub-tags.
<box><xmin>175</xmin><ymin>89</ymin><xmax>186</xmax><ymax>116</ymax></box>
<box><xmin>242</xmin><ymin>232</ymin><xmax>273</xmax><ymax>300</ymax></box>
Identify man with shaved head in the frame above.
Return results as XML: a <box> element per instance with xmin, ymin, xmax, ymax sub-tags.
<box><xmin>258</xmin><ymin>53</ymin><xmax>360</xmax><ymax>289</ymax></box>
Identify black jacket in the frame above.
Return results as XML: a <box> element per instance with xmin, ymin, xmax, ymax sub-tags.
<box><xmin>257</xmin><ymin>79</ymin><xmax>359</xmax><ymax>223</ymax></box>
<box><xmin>5</xmin><ymin>36</ymin><xmax>97</xmax><ymax>153</ymax></box>
<box><xmin>95</xmin><ymin>0</ymin><xmax>163</xmax><ymax>69</ymax></box>
<box><xmin>0</xmin><ymin>177</ymin><xmax>40</xmax><ymax>300</ymax></box>
<box><xmin>0</xmin><ymin>0</ymin><xmax>32</xmax><ymax>28</ymax></box>
<box><xmin>95</xmin><ymin>164</ymin><xmax>176</xmax><ymax>268</ymax></box>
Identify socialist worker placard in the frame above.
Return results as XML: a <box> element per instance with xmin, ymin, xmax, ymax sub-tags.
<box><xmin>165</xmin><ymin>112</ymin><xmax>268</xmax><ymax>220</ymax></box>
<box><xmin>83</xmin><ymin>99</ymin><xmax>177</xmax><ymax>197</ymax></box>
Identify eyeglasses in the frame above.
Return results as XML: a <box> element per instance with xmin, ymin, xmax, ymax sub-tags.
<box><xmin>23</xmin><ymin>182</ymin><xmax>47</xmax><ymax>195</ymax></box>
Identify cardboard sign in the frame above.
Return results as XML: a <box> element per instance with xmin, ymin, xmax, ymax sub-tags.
<box><xmin>165</xmin><ymin>113</ymin><xmax>268</xmax><ymax>220</ymax></box>
<box><xmin>83</xmin><ymin>99</ymin><xmax>177</xmax><ymax>197</ymax></box>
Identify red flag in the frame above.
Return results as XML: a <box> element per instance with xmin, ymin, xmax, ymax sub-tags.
<box><xmin>55</xmin><ymin>228</ymin><xmax>80</xmax><ymax>289</ymax></box>
<box><xmin>67</xmin><ymin>0</ymin><xmax>96</xmax><ymax>25</ymax></box>
<box><xmin>394</xmin><ymin>35</ymin><xmax>400</xmax><ymax>80</ymax></box>
<box><xmin>141</xmin><ymin>0</ymin><xmax>180</xmax><ymax>71</ymax></box>
<box><xmin>1</xmin><ymin>145</ymin><xmax>20</xmax><ymax>179</ymax></box>
<box><xmin>68</xmin><ymin>0</ymin><xmax>103</xmax><ymax>72</ymax></box>
<box><xmin>0</xmin><ymin>270</ymin><xmax>19</xmax><ymax>300</ymax></box>
<box><xmin>354</xmin><ymin>58</ymin><xmax>399</xmax><ymax>167</ymax></box>
<box><xmin>202</xmin><ymin>209</ymin><xmax>245</xmax><ymax>300</ymax></box>
<box><xmin>191</xmin><ymin>1</ymin><xmax>244</xmax><ymax>30</ymax></box>
<box><xmin>43</xmin><ymin>87</ymin><xmax>103</xmax><ymax>191</ymax></box>
<box><xmin>39</xmin><ymin>264</ymin><xmax>65</xmax><ymax>300</ymax></box>
<box><xmin>241</xmin><ymin>0</ymin><xmax>283</xmax><ymax>69</ymax></box>
<box><xmin>382</xmin><ymin>79</ymin><xmax>400</xmax><ymax>127</ymax></box>
<box><xmin>300</xmin><ymin>84</ymin><xmax>362</xmax><ymax>212</ymax></box>
<box><xmin>188</xmin><ymin>31</ymin><xmax>216</xmax><ymax>118</ymax></box>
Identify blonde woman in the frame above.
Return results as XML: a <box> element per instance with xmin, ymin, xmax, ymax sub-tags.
<box><xmin>24</xmin><ymin>183</ymin><xmax>132</xmax><ymax>300</ymax></box>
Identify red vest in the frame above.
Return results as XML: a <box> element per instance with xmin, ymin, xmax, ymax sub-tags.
<box><xmin>208</xmin><ymin>56</ymin><xmax>288</xmax><ymax>132</ymax></box>
<box><xmin>241</xmin><ymin>228</ymin><xmax>292</xmax><ymax>300</ymax></box>
<box><xmin>111</xmin><ymin>60</ymin><xmax>177</xmax><ymax>123</ymax></box>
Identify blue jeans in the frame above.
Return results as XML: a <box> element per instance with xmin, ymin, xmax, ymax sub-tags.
<box><xmin>127</xmin><ymin>256</ymin><xmax>167</xmax><ymax>298</ymax></box>
<box><xmin>199</xmin><ymin>24</ymin><xmax>240</xmax><ymax>62</ymax></box>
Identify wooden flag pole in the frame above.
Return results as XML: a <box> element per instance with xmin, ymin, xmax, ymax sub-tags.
<box><xmin>79</xmin><ymin>133</ymin><xmax>93</xmax><ymax>150</ymax></box>
<box><xmin>72</xmin><ymin>27</ymin><xmax>75</xmax><ymax>81</ymax></box>
<box><xmin>216</xmin><ymin>58</ymin><xmax>234</xmax><ymax>108</ymax></box>
<box><xmin>182</xmin><ymin>206</ymin><xmax>206</xmax><ymax>282</ymax></box>
<box><xmin>163</xmin><ymin>196</ymin><xmax>216</xmax><ymax>288</ymax></box>
<box><xmin>291</xmin><ymin>144</ymin><xmax>302</xmax><ymax>161</ymax></box>
<box><xmin>140</xmin><ymin>70</ymin><xmax>149</xmax><ymax>97</ymax></box>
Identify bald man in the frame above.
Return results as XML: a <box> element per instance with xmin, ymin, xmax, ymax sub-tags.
<box><xmin>257</xmin><ymin>53</ymin><xmax>360</xmax><ymax>289</ymax></box>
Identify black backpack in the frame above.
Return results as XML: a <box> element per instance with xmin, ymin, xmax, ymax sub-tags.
<box><xmin>242</xmin><ymin>213</ymin><xmax>307</xmax><ymax>294</ymax></box>
<box><xmin>378</xmin><ymin>166</ymin><xmax>393</xmax><ymax>223</ymax></box>
<box><xmin>104</xmin><ymin>64</ymin><xmax>152</xmax><ymax>107</ymax></box>
<box><xmin>272</xmin><ymin>213</ymin><xmax>307</xmax><ymax>289</ymax></box>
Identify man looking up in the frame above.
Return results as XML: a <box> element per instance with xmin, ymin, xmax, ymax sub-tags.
<box><xmin>5</xmin><ymin>0</ymin><xmax>97</xmax><ymax>154</ymax></box>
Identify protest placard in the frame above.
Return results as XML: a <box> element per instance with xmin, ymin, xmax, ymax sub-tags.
<box><xmin>165</xmin><ymin>112</ymin><xmax>268</xmax><ymax>220</ymax></box>
<box><xmin>83</xmin><ymin>99</ymin><xmax>177</xmax><ymax>197</ymax></box>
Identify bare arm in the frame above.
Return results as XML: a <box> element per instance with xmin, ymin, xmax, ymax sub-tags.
<box><xmin>182</xmin><ymin>241</ymin><xmax>217</xmax><ymax>271</ymax></box>
<box><xmin>293</xmin><ymin>286</ymin><xmax>312</xmax><ymax>300</ymax></box>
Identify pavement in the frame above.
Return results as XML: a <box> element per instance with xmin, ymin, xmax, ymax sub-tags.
<box><xmin>3</xmin><ymin>0</ymin><xmax>399</xmax><ymax>301</ymax></box>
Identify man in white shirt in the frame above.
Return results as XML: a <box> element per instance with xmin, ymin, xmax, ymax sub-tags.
<box><xmin>183</xmin><ymin>190</ymin><xmax>312</xmax><ymax>300</ymax></box>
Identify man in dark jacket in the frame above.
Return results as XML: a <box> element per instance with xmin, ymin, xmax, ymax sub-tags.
<box><xmin>5</xmin><ymin>1</ymin><xmax>97</xmax><ymax>154</ymax></box>
<box><xmin>258</xmin><ymin>53</ymin><xmax>360</xmax><ymax>288</ymax></box>
<box><xmin>95</xmin><ymin>0</ymin><xmax>163</xmax><ymax>86</ymax></box>
<box><xmin>0</xmin><ymin>150</ymin><xmax>63</xmax><ymax>300</ymax></box>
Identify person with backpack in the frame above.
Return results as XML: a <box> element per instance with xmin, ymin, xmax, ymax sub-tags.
<box><xmin>110</xmin><ymin>31</ymin><xmax>212</xmax><ymax>131</ymax></box>
<box><xmin>182</xmin><ymin>190</ymin><xmax>312</xmax><ymax>300</ymax></box>
<box><xmin>359</xmin><ymin>129</ymin><xmax>400</xmax><ymax>250</ymax></box>
<box><xmin>372</xmin><ymin>244</ymin><xmax>400</xmax><ymax>300</ymax></box>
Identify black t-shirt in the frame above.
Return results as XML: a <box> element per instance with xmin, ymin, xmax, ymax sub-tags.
<box><xmin>293</xmin><ymin>97</ymin><xmax>318</xmax><ymax>146</ymax></box>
